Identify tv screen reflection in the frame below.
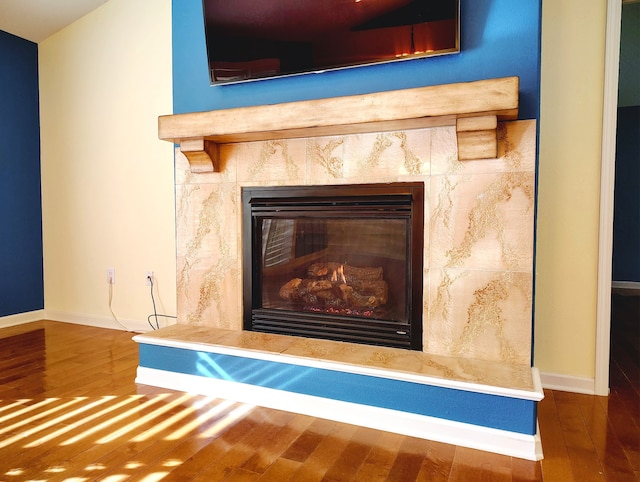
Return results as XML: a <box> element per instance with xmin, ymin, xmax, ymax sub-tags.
<box><xmin>203</xmin><ymin>0</ymin><xmax>460</xmax><ymax>84</ymax></box>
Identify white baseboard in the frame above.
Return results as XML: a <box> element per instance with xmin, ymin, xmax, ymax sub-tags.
<box><xmin>44</xmin><ymin>310</ymin><xmax>152</xmax><ymax>334</ymax></box>
<box><xmin>136</xmin><ymin>366</ymin><xmax>543</xmax><ymax>461</ymax></box>
<box><xmin>612</xmin><ymin>280</ymin><xmax>640</xmax><ymax>291</ymax></box>
<box><xmin>539</xmin><ymin>371</ymin><xmax>597</xmax><ymax>395</ymax></box>
<box><xmin>0</xmin><ymin>309</ymin><xmax>154</xmax><ymax>334</ymax></box>
<box><xmin>0</xmin><ymin>310</ymin><xmax>46</xmax><ymax>329</ymax></box>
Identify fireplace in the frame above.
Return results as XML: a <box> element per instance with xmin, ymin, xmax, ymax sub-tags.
<box><xmin>136</xmin><ymin>78</ymin><xmax>543</xmax><ymax>462</ymax></box>
<box><xmin>242</xmin><ymin>183</ymin><xmax>424</xmax><ymax>350</ymax></box>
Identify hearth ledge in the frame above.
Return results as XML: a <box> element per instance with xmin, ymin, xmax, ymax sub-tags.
<box><xmin>133</xmin><ymin>324</ymin><xmax>542</xmax><ymax>401</ymax></box>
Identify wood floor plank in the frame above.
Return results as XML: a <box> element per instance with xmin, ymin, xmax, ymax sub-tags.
<box><xmin>354</xmin><ymin>430</ymin><xmax>406</xmax><ymax>481</ymax></box>
<box><xmin>415</xmin><ymin>440</ymin><xmax>456</xmax><ymax>481</ymax></box>
<box><xmin>576</xmin><ymin>392</ymin><xmax>638</xmax><ymax>482</ymax></box>
<box><xmin>256</xmin><ymin>457</ymin><xmax>302</xmax><ymax>481</ymax></box>
<box><xmin>288</xmin><ymin>420</ymin><xmax>358</xmax><ymax>481</ymax></box>
<box><xmin>385</xmin><ymin>435</ymin><xmax>429</xmax><ymax>481</ymax></box>
<box><xmin>321</xmin><ymin>425</ymin><xmax>377</xmax><ymax>481</ymax></box>
<box><xmin>189</xmin><ymin>438</ymin><xmax>256</xmax><ymax>480</ymax></box>
<box><xmin>448</xmin><ymin>446</ymin><xmax>512</xmax><ymax>482</ymax></box>
<box><xmin>280</xmin><ymin>417</ymin><xmax>335</xmax><ymax>463</ymax></box>
<box><xmin>511</xmin><ymin>456</ymin><xmax>544</xmax><ymax>482</ymax></box>
<box><xmin>539</xmin><ymin>389</ymin><xmax>575</xmax><ymax>481</ymax></box>
<box><xmin>240</xmin><ymin>411</ymin><xmax>315</xmax><ymax>475</ymax></box>
<box><xmin>222</xmin><ymin>467</ymin><xmax>262</xmax><ymax>481</ymax></box>
<box><xmin>602</xmin><ymin>389</ymin><xmax>640</xmax><ymax>471</ymax></box>
<box><xmin>553</xmin><ymin>390</ymin><xmax>607</xmax><ymax>481</ymax></box>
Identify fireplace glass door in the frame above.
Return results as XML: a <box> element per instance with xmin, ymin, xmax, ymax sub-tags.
<box><xmin>242</xmin><ymin>183</ymin><xmax>424</xmax><ymax>350</ymax></box>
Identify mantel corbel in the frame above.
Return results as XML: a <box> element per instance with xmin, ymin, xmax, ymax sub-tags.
<box><xmin>179</xmin><ymin>138</ymin><xmax>219</xmax><ymax>173</ymax></box>
<box><xmin>159</xmin><ymin>76</ymin><xmax>519</xmax><ymax>173</ymax></box>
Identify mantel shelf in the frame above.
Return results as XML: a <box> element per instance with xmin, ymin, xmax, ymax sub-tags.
<box><xmin>158</xmin><ymin>76</ymin><xmax>519</xmax><ymax>172</ymax></box>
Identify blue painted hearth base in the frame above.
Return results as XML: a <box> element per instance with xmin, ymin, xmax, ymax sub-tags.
<box><xmin>138</xmin><ymin>343</ymin><xmax>537</xmax><ymax>436</ymax></box>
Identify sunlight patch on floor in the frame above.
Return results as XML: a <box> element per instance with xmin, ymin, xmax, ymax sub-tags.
<box><xmin>0</xmin><ymin>398</ymin><xmax>58</xmax><ymax>425</ymax></box>
<box><xmin>0</xmin><ymin>391</ymin><xmax>257</xmax><ymax>480</ymax></box>
<box><xmin>0</xmin><ymin>398</ymin><xmax>88</xmax><ymax>449</ymax></box>
<box><xmin>198</xmin><ymin>402</ymin><xmax>255</xmax><ymax>439</ymax></box>
<box><xmin>24</xmin><ymin>396</ymin><xmax>116</xmax><ymax>448</ymax></box>
<box><xmin>164</xmin><ymin>398</ymin><xmax>236</xmax><ymax>440</ymax></box>
<box><xmin>97</xmin><ymin>393</ymin><xmax>193</xmax><ymax>444</ymax></box>
<box><xmin>139</xmin><ymin>472</ymin><xmax>169</xmax><ymax>482</ymax></box>
<box><xmin>130</xmin><ymin>396</ymin><xmax>199</xmax><ymax>442</ymax></box>
<box><xmin>61</xmin><ymin>394</ymin><xmax>166</xmax><ymax>446</ymax></box>
<box><xmin>100</xmin><ymin>475</ymin><xmax>129</xmax><ymax>482</ymax></box>
<box><xmin>4</xmin><ymin>469</ymin><xmax>24</xmax><ymax>477</ymax></box>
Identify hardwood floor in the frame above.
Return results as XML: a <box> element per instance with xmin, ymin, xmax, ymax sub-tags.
<box><xmin>0</xmin><ymin>294</ymin><xmax>637</xmax><ymax>481</ymax></box>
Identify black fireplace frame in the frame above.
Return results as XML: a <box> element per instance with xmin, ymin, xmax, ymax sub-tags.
<box><xmin>242</xmin><ymin>182</ymin><xmax>424</xmax><ymax>350</ymax></box>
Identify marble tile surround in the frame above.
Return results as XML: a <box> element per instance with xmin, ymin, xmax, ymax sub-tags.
<box><xmin>174</xmin><ymin>120</ymin><xmax>536</xmax><ymax>366</ymax></box>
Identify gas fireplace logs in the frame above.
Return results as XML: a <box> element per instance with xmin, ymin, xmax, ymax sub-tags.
<box><xmin>279</xmin><ymin>262</ymin><xmax>388</xmax><ymax>311</ymax></box>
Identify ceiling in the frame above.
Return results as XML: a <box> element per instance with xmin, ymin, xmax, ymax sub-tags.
<box><xmin>0</xmin><ymin>0</ymin><xmax>109</xmax><ymax>43</ymax></box>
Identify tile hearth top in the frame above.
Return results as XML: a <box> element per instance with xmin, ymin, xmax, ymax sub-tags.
<box><xmin>135</xmin><ymin>324</ymin><xmax>540</xmax><ymax>398</ymax></box>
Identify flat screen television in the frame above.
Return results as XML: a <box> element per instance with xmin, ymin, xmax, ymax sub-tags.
<box><xmin>203</xmin><ymin>0</ymin><xmax>460</xmax><ymax>84</ymax></box>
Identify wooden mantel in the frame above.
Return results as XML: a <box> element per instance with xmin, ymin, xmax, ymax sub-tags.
<box><xmin>159</xmin><ymin>76</ymin><xmax>519</xmax><ymax>172</ymax></box>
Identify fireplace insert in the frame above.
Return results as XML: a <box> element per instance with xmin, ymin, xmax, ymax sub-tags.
<box><xmin>242</xmin><ymin>183</ymin><xmax>424</xmax><ymax>350</ymax></box>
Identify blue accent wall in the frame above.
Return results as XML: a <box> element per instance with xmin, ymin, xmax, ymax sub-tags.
<box><xmin>613</xmin><ymin>106</ymin><xmax>640</xmax><ymax>282</ymax></box>
<box><xmin>619</xmin><ymin>2</ymin><xmax>640</xmax><ymax>108</ymax></box>
<box><xmin>0</xmin><ymin>31</ymin><xmax>44</xmax><ymax>317</ymax></box>
<box><xmin>172</xmin><ymin>0</ymin><xmax>541</xmax><ymax>120</ymax></box>
<box><xmin>613</xmin><ymin>4</ymin><xmax>640</xmax><ymax>283</ymax></box>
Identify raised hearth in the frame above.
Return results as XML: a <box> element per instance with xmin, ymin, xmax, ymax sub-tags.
<box><xmin>134</xmin><ymin>325</ymin><xmax>543</xmax><ymax>460</ymax></box>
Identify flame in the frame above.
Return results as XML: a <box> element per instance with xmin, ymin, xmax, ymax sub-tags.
<box><xmin>338</xmin><ymin>265</ymin><xmax>346</xmax><ymax>284</ymax></box>
<box><xmin>330</xmin><ymin>265</ymin><xmax>347</xmax><ymax>284</ymax></box>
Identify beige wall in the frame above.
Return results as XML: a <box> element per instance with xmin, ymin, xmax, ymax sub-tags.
<box><xmin>39</xmin><ymin>0</ymin><xmax>176</xmax><ymax>330</ymax></box>
<box><xmin>535</xmin><ymin>1</ymin><xmax>607</xmax><ymax>379</ymax></box>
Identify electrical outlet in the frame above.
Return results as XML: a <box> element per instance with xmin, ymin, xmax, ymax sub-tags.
<box><xmin>107</xmin><ymin>268</ymin><xmax>115</xmax><ymax>284</ymax></box>
<box><xmin>146</xmin><ymin>271</ymin><xmax>154</xmax><ymax>286</ymax></box>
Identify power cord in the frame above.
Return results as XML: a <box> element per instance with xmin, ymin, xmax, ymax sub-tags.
<box><xmin>108</xmin><ymin>279</ymin><xmax>132</xmax><ymax>331</ymax></box>
<box><xmin>147</xmin><ymin>275</ymin><xmax>176</xmax><ymax>330</ymax></box>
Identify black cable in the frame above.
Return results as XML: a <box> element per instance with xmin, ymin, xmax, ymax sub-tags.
<box><xmin>147</xmin><ymin>314</ymin><xmax>177</xmax><ymax>330</ymax></box>
<box><xmin>147</xmin><ymin>276</ymin><xmax>177</xmax><ymax>330</ymax></box>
